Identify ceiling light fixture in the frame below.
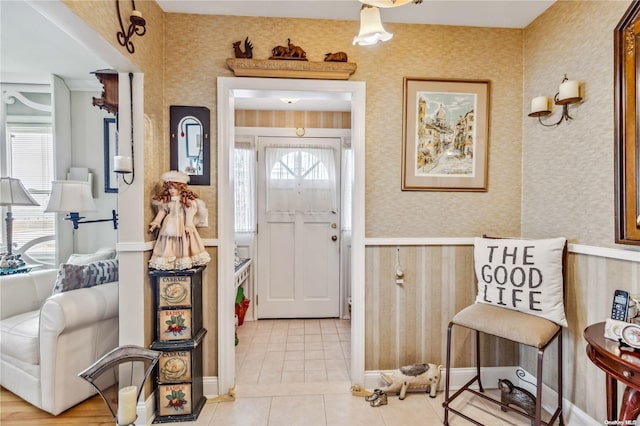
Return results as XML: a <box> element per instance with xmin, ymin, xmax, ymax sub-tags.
<box><xmin>353</xmin><ymin>5</ymin><xmax>393</xmax><ymax>46</ymax></box>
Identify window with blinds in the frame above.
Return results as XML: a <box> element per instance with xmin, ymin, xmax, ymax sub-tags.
<box><xmin>5</xmin><ymin>125</ymin><xmax>55</xmax><ymax>263</ymax></box>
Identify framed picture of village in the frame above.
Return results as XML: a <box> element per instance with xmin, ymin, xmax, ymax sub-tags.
<box><xmin>402</xmin><ymin>78</ymin><xmax>490</xmax><ymax>191</ymax></box>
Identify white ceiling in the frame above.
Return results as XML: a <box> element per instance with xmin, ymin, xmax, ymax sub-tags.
<box><xmin>0</xmin><ymin>0</ymin><xmax>554</xmax><ymax>110</ymax></box>
<box><xmin>157</xmin><ymin>0</ymin><xmax>555</xmax><ymax>28</ymax></box>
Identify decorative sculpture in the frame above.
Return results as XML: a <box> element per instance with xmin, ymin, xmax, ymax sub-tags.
<box><xmin>379</xmin><ymin>363</ymin><xmax>442</xmax><ymax>399</ymax></box>
<box><xmin>233</xmin><ymin>37</ymin><xmax>253</xmax><ymax>59</ymax></box>
<box><xmin>269</xmin><ymin>38</ymin><xmax>307</xmax><ymax>60</ymax></box>
<box><xmin>498</xmin><ymin>379</ymin><xmax>536</xmax><ymax>421</ymax></box>
<box><xmin>324</xmin><ymin>52</ymin><xmax>348</xmax><ymax>62</ymax></box>
<box><xmin>148</xmin><ymin>171</ymin><xmax>211</xmax><ymax>270</ymax></box>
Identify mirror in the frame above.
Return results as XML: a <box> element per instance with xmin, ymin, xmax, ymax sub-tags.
<box><xmin>614</xmin><ymin>2</ymin><xmax>640</xmax><ymax>245</ymax></box>
<box><xmin>170</xmin><ymin>106</ymin><xmax>210</xmax><ymax>185</ymax></box>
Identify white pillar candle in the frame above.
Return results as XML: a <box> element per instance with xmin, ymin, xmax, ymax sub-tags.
<box><xmin>117</xmin><ymin>385</ymin><xmax>137</xmax><ymax>425</ymax></box>
<box><xmin>114</xmin><ymin>155</ymin><xmax>133</xmax><ymax>173</ymax></box>
<box><xmin>531</xmin><ymin>96</ymin><xmax>549</xmax><ymax>114</ymax></box>
<box><xmin>131</xmin><ymin>10</ymin><xmax>142</xmax><ymax>18</ymax></box>
<box><xmin>558</xmin><ymin>80</ymin><xmax>579</xmax><ymax>100</ymax></box>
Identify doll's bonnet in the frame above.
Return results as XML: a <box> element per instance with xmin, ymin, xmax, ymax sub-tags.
<box><xmin>162</xmin><ymin>170</ymin><xmax>190</xmax><ymax>184</ymax></box>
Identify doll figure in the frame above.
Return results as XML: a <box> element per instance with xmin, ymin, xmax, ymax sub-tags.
<box><xmin>148</xmin><ymin>171</ymin><xmax>211</xmax><ymax>270</ymax></box>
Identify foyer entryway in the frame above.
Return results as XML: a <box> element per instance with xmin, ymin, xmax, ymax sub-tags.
<box><xmin>235</xmin><ymin>319</ymin><xmax>350</xmax><ymax>387</ymax></box>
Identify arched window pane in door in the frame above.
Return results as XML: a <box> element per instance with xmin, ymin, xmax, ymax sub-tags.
<box><xmin>265</xmin><ymin>147</ymin><xmax>337</xmax><ymax>214</ymax></box>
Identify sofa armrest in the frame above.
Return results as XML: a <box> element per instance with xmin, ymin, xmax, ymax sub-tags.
<box><xmin>0</xmin><ymin>269</ymin><xmax>57</xmax><ymax>320</ymax></box>
<box><xmin>39</xmin><ymin>281</ymin><xmax>119</xmax><ymax>334</ymax></box>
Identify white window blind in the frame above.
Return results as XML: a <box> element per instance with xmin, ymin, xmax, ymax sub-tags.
<box><xmin>234</xmin><ymin>144</ymin><xmax>256</xmax><ymax>232</ymax></box>
<box><xmin>5</xmin><ymin>125</ymin><xmax>55</xmax><ymax>262</ymax></box>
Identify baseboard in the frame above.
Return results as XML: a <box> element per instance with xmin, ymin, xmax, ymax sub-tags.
<box><xmin>203</xmin><ymin>376</ymin><xmax>219</xmax><ymax>398</ymax></box>
<box><xmin>137</xmin><ymin>392</ymin><xmax>156</xmax><ymax>425</ymax></box>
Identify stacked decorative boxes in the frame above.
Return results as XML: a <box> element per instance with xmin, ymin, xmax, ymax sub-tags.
<box><xmin>150</xmin><ymin>266</ymin><xmax>207</xmax><ymax>423</ymax></box>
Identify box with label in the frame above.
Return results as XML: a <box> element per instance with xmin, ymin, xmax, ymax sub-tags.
<box><xmin>158</xmin><ymin>351</ymin><xmax>192</xmax><ymax>383</ymax></box>
<box><xmin>157</xmin><ymin>383</ymin><xmax>193</xmax><ymax>417</ymax></box>
<box><xmin>158</xmin><ymin>309</ymin><xmax>193</xmax><ymax>341</ymax></box>
<box><xmin>158</xmin><ymin>275</ymin><xmax>192</xmax><ymax>308</ymax></box>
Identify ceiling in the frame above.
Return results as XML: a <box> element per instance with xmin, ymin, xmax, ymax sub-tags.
<box><xmin>157</xmin><ymin>0</ymin><xmax>555</xmax><ymax>28</ymax></box>
<box><xmin>1</xmin><ymin>0</ymin><xmax>554</xmax><ymax>110</ymax></box>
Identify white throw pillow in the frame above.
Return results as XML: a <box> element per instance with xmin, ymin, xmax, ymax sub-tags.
<box><xmin>474</xmin><ymin>237</ymin><xmax>567</xmax><ymax>327</ymax></box>
<box><xmin>66</xmin><ymin>247</ymin><xmax>116</xmax><ymax>265</ymax></box>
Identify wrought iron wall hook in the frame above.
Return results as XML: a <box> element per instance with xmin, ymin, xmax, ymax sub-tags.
<box><xmin>116</xmin><ymin>0</ymin><xmax>146</xmax><ymax>54</ymax></box>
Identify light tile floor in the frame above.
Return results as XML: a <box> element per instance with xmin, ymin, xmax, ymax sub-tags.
<box><xmin>177</xmin><ymin>319</ymin><xmax>552</xmax><ymax>425</ymax></box>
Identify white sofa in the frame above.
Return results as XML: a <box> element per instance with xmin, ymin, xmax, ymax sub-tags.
<box><xmin>0</xmin><ymin>269</ymin><xmax>118</xmax><ymax>415</ymax></box>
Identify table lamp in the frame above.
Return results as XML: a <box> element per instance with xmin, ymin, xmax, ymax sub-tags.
<box><xmin>0</xmin><ymin>177</ymin><xmax>39</xmax><ymax>255</ymax></box>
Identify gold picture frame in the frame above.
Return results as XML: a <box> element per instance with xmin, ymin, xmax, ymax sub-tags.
<box><xmin>402</xmin><ymin>78</ymin><xmax>490</xmax><ymax>191</ymax></box>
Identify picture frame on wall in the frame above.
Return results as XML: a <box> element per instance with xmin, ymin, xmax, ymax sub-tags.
<box><xmin>402</xmin><ymin>78</ymin><xmax>490</xmax><ymax>191</ymax></box>
<box><xmin>103</xmin><ymin>117</ymin><xmax>118</xmax><ymax>193</ymax></box>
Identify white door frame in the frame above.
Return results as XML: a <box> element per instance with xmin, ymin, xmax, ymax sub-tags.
<box><xmin>217</xmin><ymin>77</ymin><xmax>366</xmax><ymax>394</ymax></box>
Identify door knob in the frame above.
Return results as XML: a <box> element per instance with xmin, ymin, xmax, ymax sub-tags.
<box><xmin>331</xmin><ymin>235</ymin><xmax>338</xmax><ymax>241</ymax></box>
<box><xmin>331</xmin><ymin>223</ymin><xmax>337</xmax><ymax>229</ymax></box>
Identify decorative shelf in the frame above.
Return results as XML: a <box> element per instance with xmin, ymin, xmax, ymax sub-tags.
<box><xmin>226</xmin><ymin>58</ymin><xmax>357</xmax><ymax>80</ymax></box>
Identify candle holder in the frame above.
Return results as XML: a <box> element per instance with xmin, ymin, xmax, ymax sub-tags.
<box><xmin>116</xmin><ymin>0</ymin><xmax>146</xmax><ymax>54</ymax></box>
<box><xmin>528</xmin><ymin>74</ymin><xmax>583</xmax><ymax>127</ymax></box>
<box><xmin>79</xmin><ymin>345</ymin><xmax>161</xmax><ymax>426</ymax></box>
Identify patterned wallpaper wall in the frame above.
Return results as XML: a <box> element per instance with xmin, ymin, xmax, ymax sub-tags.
<box><xmin>235</xmin><ymin>110</ymin><xmax>350</xmax><ymax>129</ymax></box>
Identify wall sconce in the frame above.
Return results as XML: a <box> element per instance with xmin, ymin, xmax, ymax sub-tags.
<box><xmin>79</xmin><ymin>345</ymin><xmax>160</xmax><ymax>426</ymax></box>
<box><xmin>0</xmin><ymin>177</ymin><xmax>39</xmax><ymax>255</ymax></box>
<box><xmin>359</xmin><ymin>0</ymin><xmax>422</xmax><ymax>7</ymax></box>
<box><xmin>528</xmin><ymin>75</ymin><xmax>583</xmax><ymax>127</ymax></box>
<box><xmin>45</xmin><ymin>181</ymin><xmax>118</xmax><ymax>230</ymax></box>
<box><xmin>116</xmin><ymin>0</ymin><xmax>146</xmax><ymax>54</ymax></box>
<box><xmin>353</xmin><ymin>4</ymin><xmax>393</xmax><ymax>46</ymax></box>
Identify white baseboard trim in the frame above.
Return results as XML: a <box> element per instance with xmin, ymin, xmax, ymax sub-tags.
<box><xmin>364</xmin><ymin>367</ymin><xmax>597</xmax><ymax>426</ymax></box>
<box><xmin>137</xmin><ymin>392</ymin><xmax>156</xmax><ymax>425</ymax></box>
<box><xmin>203</xmin><ymin>376</ymin><xmax>219</xmax><ymax>398</ymax></box>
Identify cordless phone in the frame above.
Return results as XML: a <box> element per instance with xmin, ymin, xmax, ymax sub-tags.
<box><xmin>611</xmin><ymin>289</ymin><xmax>630</xmax><ymax>322</ymax></box>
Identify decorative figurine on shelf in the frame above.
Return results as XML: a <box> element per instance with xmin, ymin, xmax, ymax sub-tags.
<box><xmin>324</xmin><ymin>51</ymin><xmax>348</xmax><ymax>62</ymax></box>
<box><xmin>269</xmin><ymin>38</ymin><xmax>307</xmax><ymax>60</ymax></box>
<box><xmin>233</xmin><ymin>37</ymin><xmax>253</xmax><ymax>59</ymax></box>
<box><xmin>148</xmin><ymin>171</ymin><xmax>211</xmax><ymax>270</ymax></box>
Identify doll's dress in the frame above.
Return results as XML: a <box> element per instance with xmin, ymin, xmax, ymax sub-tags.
<box><xmin>149</xmin><ymin>196</ymin><xmax>211</xmax><ymax>270</ymax></box>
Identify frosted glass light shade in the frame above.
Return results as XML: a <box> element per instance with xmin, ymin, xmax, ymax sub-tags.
<box><xmin>0</xmin><ymin>177</ymin><xmax>39</xmax><ymax>206</ymax></box>
<box><xmin>353</xmin><ymin>6</ymin><xmax>393</xmax><ymax>46</ymax></box>
<box><xmin>45</xmin><ymin>181</ymin><xmax>96</xmax><ymax>213</ymax></box>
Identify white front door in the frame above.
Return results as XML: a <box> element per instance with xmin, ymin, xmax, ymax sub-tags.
<box><xmin>257</xmin><ymin>137</ymin><xmax>341</xmax><ymax>318</ymax></box>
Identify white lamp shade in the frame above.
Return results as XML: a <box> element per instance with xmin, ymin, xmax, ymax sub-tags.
<box><xmin>359</xmin><ymin>0</ymin><xmax>413</xmax><ymax>7</ymax></box>
<box><xmin>45</xmin><ymin>180</ymin><xmax>96</xmax><ymax>213</ymax></box>
<box><xmin>353</xmin><ymin>6</ymin><xmax>393</xmax><ymax>46</ymax></box>
<box><xmin>0</xmin><ymin>177</ymin><xmax>39</xmax><ymax>206</ymax></box>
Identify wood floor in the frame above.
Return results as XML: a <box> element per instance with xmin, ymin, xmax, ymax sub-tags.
<box><xmin>0</xmin><ymin>387</ymin><xmax>113</xmax><ymax>425</ymax></box>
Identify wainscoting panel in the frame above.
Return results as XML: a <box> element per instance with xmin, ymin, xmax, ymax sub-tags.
<box><xmin>364</xmin><ymin>245</ymin><xmax>518</xmax><ymax>370</ymax></box>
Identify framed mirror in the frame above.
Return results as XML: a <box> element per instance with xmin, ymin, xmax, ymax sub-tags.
<box><xmin>614</xmin><ymin>2</ymin><xmax>640</xmax><ymax>245</ymax></box>
<box><xmin>170</xmin><ymin>105</ymin><xmax>210</xmax><ymax>185</ymax></box>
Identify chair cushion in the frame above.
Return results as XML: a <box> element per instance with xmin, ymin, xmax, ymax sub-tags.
<box><xmin>452</xmin><ymin>303</ymin><xmax>560</xmax><ymax>348</ymax></box>
<box><xmin>0</xmin><ymin>310</ymin><xmax>40</xmax><ymax>365</ymax></box>
<box><xmin>473</xmin><ymin>237</ymin><xmax>567</xmax><ymax>327</ymax></box>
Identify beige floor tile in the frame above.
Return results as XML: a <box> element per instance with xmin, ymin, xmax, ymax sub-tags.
<box><xmin>286</xmin><ymin>342</ymin><xmax>304</xmax><ymax>351</ymax></box>
<box><xmin>281</xmin><ymin>371</ymin><xmax>305</xmax><ymax>383</ymax></box>
<box><xmin>305</xmin><ymin>334</ymin><xmax>323</xmax><ymax>342</ymax></box>
<box><xmin>284</xmin><ymin>350</ymin><xmax>304</xmax><ymax>360</ymax></box>
<box><xmin>268</xmin><ymin>395</ymin><xmax>326</xmax><ymax>426</ymax></box>
<box><xmin>306</xmin><ymin>341</ymin><xmax>324</xmax><ymax>351</ymax></box>
<box><xmin>305</xmin><ymin>370</ymin><xmax>327</xmax><ymax>382</ymax></box>
<box><xmin>325</xmin><ymin>358</ymin><xmax>347</xmax><ymax>370</ymax></box>
<box><xmin>286</xmin><ymin>334</ymin><xmax>304</xmax><ymax>343</ymax></box>
<box><xmin>266</xmin><ymin>342</ymin><xmax>286</xmax><ymax>351</ymax></box>
<box><xmin>321</xmin><ymin>333</ymin><xmax>339</xmax><ymax>342</ymax></box>
<box><xmin>378</xmin><ymin>393</ymin><xmax>448</xmax><ymax>426</ymax></box>
<box><xmin>287</xmin><ymin>327</ymin><xmax>304</xmax><ymax>335</ymax></box>
<box><xmin>326</xmin><ymin>369</ymin><xmax>350</xmax><ymax>382</ymax></box>
<box><xmin>324</xmin><ymin>394</ymin><xmax>386</xmax><ymax>426</ymax></box>
<box><xmin>258</xmin><ymin>369</ymin><xmax>282</xmax><ymax>384</ymax></box>
<box><xmin>305</xmin><ymin>350</ymin><xmax>325</xmax><ymax>360</ymax></box>
<box><xmin>208</xmin><ymin>397</ymin><xmax>270</xmax><ymax>426</ymax></box>
<box><xmin>305</xmin><ymin>359</ymin><xmax>326</xmax><ymax>370</ymax></box>
<box><xmin>283</xmin><ymin>359</ymin><xmax>305</xmax><ymax>371</ymax></box>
